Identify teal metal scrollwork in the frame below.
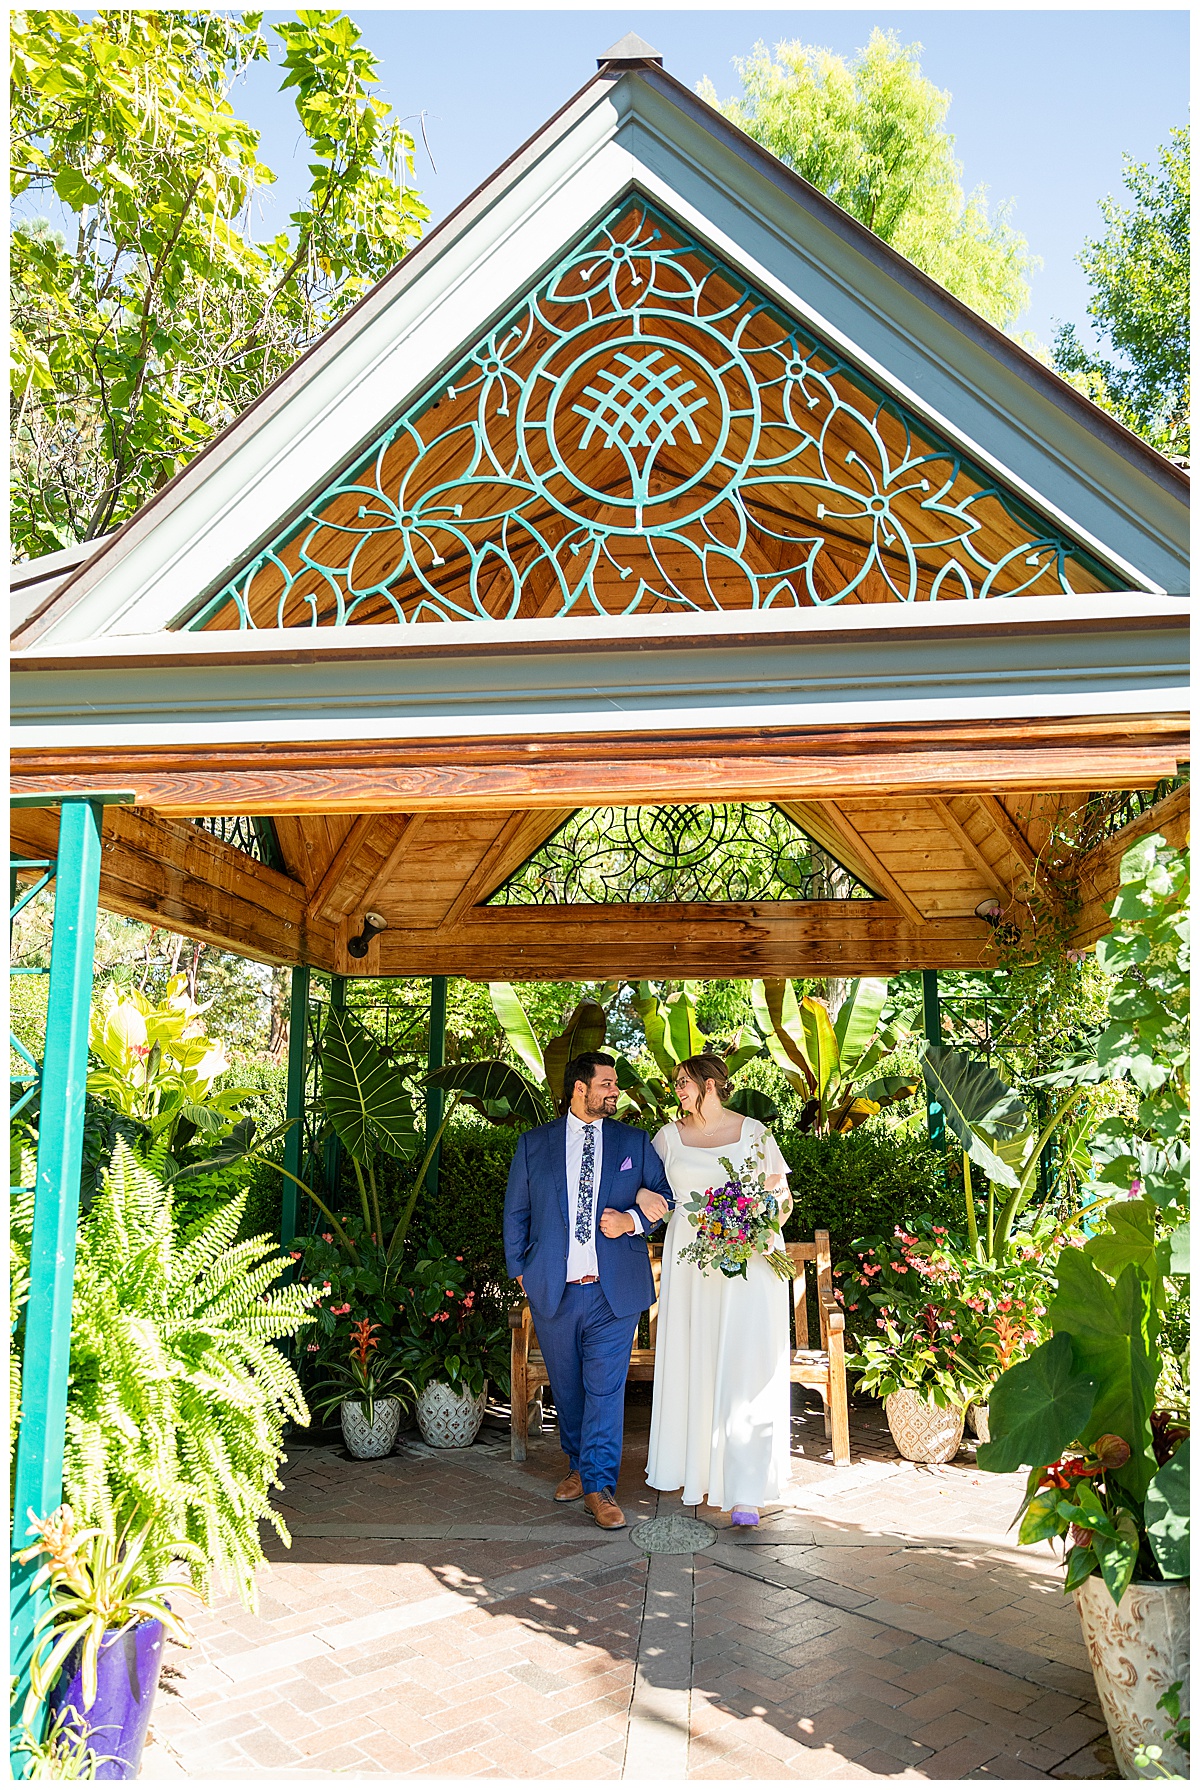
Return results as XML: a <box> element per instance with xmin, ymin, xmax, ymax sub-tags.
<box><xmin>187</xmin><ymin>198</ymin><xmax>1117</xmax><ymax>630</ymax></box>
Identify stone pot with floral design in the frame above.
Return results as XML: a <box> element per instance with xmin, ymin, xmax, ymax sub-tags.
<box><xmin>1073</xmin><ymin>1575</ymin><xmax>1190</xmax><ymax>1778</ymax></box>
<box><xmin>416</xmin><ymin>1379</ymin><xmax>488</xmax><ymax>1449</ymax></box>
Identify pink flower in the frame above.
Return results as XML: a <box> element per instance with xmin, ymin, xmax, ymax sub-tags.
<box><xmin>330</xmin><ymin>1303</ymin><xmax>351</xmax><ymax>1316</ymax></box>
<box><xmin>289</xmin><ymin>1250</ymin><xmax>303</xmax><ymax>1260</ymax></box>
<box><xmin>456</xmin><ymin>1256</ymin><xmax>463</xmax><ymax>1262</ymax></box>
<box><xmin>877</xmin><ymin>1318</ymin><xmax>887</xmax><ymax>1328</ymax></box>
<box><xmin>322</xmin><ymin>1233</ymin><xmax>334</xmax><ymax>1243</ymax></box>
<box><xmin>952</xmin><ymin>1334</ymin><xmax>962</xmax><ymax>1344</ymax></box>
<box><xmin>306</xmin><ymin>1343</ymin><xmax>319</xmax><ymax>1352</ymax></box>
<box><xmin>321</xmin><ymin>1283</ymin><xmax>332</xmax><ymax>1295</ymax></box>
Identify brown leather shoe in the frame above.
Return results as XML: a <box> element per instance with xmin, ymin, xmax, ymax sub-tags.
<box><xmin>583</xmin><ymin>1489</ymin><xmax>627</xmax><ymax>1530</ymax></box>
<box><xmin>555</xmin><ymin>1470</ymin><xmax>583</xmax><ymax>1502</ymax></box>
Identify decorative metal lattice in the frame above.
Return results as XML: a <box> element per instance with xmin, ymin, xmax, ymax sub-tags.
<box><xmin>188</xmin><ymin>198</ymin><xmax>1119</xmax><ymax>631</ymax></box>
<box><xmin>193</xmin><ymin>814</ymin><xmax>283</xmax><ymax>870</ymax></box>
<box><xmin>488</xmin><ymin>803</ymin><xmax>875</xmax><ymax>906</ymax></box>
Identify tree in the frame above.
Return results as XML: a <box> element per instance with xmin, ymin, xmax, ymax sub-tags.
<box><xmin>10</xmin><ymin>9</ymin><xmax>428</xmax><ymax>559</ymax></box>
<box><xmin>700</xmin><ymin>29</ymin><xmax>1033</xmax><ymax>329</ymax></box>
<box><xmin>1052</xmin><ymin>128</ymin><xmax>1189</xmax><ymax>458</ymax></box>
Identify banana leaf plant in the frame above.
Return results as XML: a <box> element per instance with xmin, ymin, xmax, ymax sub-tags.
<box><xmin>751</xmin><ymin>976</ymin><xmax>917</xmax><ymax>1135</ymax></box>
<box><xmin>622</xmin><ymin>980</ymin><xmax>764</xmax><ymax>1126</ymax></box>
<box><xmin>919</xmin><ymin>1044</ymin><xmax>1091</xmax><ymax>1262</ymax></box>
<box><xmin>488</xmin><ymin>981</ymin><xmax>618</xmax><ymax>1113</ymax></box>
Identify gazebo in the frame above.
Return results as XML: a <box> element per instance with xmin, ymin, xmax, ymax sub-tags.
<box><xmin>9</xmin><ymin>35</ymin><xmax>1189</xmax><ymax>1726</ymax></box>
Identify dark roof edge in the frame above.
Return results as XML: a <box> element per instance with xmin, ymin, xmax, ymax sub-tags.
<box><xmin>640</xmin><ymin>65</ymin><xmax>1189</xmax><ymax>501</ymax></box>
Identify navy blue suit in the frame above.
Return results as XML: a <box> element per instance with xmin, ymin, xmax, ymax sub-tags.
<box><xmin>504</xmin><ymin>1117</ymin><xmax>673</xmax><ymax>1493</ymax></box>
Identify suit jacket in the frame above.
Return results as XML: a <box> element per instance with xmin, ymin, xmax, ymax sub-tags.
<box><xmin>504</xmin><ymin>1117</ymin><xmax>674</xmax><ymax>1320</ymax></box>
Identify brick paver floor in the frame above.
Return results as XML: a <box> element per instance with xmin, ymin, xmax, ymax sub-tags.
<box><xmin>140</xmin><ymin>1391</ymin><xmax>1118</xmax><ymax>1779</ymax></box>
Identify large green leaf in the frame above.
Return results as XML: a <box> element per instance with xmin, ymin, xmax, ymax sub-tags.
<box><xmin>799</xmin><ymin>997</ymin><xmax>840</xmax><ymax>1102</ymax></box>
<box><xmin>1156</xmin><ymin>1221</ymin><xmax>1190</xmax><ymax>1277</ymax></box>
<box><xmin>632</xmin><ymin>984</ymin><xmax>676</xmax><ymax>1078</ymax></box>
<box><xmin>425</xmin><ymin>1060</ymin><xmax>549</xmax><ymax>1128</ymax></box>
<box><xmin>975</xmin><ymin>1334</ymin><xmax>1097</xmax><ymax>1475</ymax></box>
<box><xmin>1145</xmin><ymin>1440</ymin><xmax>1190</xmax><ymax>1579</ymax></box>
<box><xmin>726</xmin><ymin>1087</ymin><xmax>780</xmax><ymax>1125</ymax></box>
<box><xmin>1085</xmin><ymin>1197</ymin><xmax>1159</xmax><ymax>1282</ymax></box>
<box><xmin>665</xmin><ymin>985</ymin><xmax>704</xmax><ymax>1066</ymax></box>
<box><xmin>544</xmin><ymin>999</ymin><xmax>609</xmax><ymax>1113</ymax></box>
<box><xmin>1048</xmin><ymin>1250</ymin><xmax>1159</xmax><ymax>1500</ymax></box>
<box><xmin>919</xmin><ymin>1046</ymin><xmax>1026</xmax><ymax>1189</ymax></box>
<box><xmin>832</xmin><ymin>978</ymin><xmax>889</xmax><ymax>1072</ymax></box>
<box><xmin>487</xmin><ymin>983</ymin><xmax>546</xmax><ymax>1084</ymax></box>
<box><xmin>753</xmin><ymin>978</ymin><xmax>814</xmax><ymax>1093</ymax></box>
<box><xmin>321</xmin><ymin>1009</ymin><xmax>418</xmax><ymax>1161</ymax></box>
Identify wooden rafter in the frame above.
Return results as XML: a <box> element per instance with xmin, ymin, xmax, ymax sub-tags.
<box><xmin>928</xmin><ymin>797</ymin><xmax>1014</xmax><ymax>905</ymax></box>
<box><xmin>438</xmin><ymin>808</ymin><xmax>574</xmax><ymax>928</ymax></box>
<box><xmin>359</xmin><ymin>814</ymin><xmax>427</xmax><ymax>914</ymax></box>
<box><xmin>304</xmin><ymin>813</ymin><xmax>378</xmax><ymax>922</ymax></box>
<box><xmin>816</xmin><ymin>802</ymin><xmax>927</xmax><ymax>925</ymax></box>
<box><xmin>974</xmin><ymin>793</ymin><xmax>1040</xmax><ymax>883</ymax></box>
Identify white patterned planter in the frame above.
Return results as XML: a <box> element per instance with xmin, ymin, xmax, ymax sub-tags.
<box><xmin>968</xmin><ymin>1402</ymin><xmax>990</xmax><ymax>1443</ymax></box>
<box><xmin>1074</xmin><ymin>1575</ymin><xmax>1190</xmax><ymax>1778</ymax></box>
<box><xmin>416</xmin><ymin>1380</ymin><xmax>487</xmax><ymax>1449</ymax></box>
<box><xmin>340</xmin><ymin>1397</ymin><xmax>402</xmax><ymax>1459</ymax></box>
<box><xmin>884</xmin><ymin>1390</ymin><xmax>964</xmax><ymax>1464</ymax></box>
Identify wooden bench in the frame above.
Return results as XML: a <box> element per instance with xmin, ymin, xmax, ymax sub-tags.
<box><xmin>509</xmin><ymin>1234</ymin><xmax>850</xmax><ymax>1466</ymax></box>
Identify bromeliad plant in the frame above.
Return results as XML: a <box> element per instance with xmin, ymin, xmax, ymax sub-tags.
<box><xmin>394</xmin><ymin>1240</ymin><xmax>511</xmax><ymax>1402</ymax></box>
<box><xmin>15</xmin><ymin>1502</ymin><xmax>199</xmax><ymax>1727</ymax></box>
<box><xmin>308</xmin><ymin>1318</ymin><xmax>415</xmax><ymax>1426</ymax></box>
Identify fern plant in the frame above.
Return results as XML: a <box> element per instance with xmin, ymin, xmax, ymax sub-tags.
<box><xmin>61</xmin><ymin>1141</ymin><xmax>316</xmax><ymax>1607</ymax></box>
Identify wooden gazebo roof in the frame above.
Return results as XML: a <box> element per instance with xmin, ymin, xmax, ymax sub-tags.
<box><xmin>10</xmin><ymin>43</ymin><xmax>1189</xmax><ymax>977</ymax></box>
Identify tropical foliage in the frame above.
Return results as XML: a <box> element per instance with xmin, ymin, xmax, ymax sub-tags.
<box><xmin>487</xmin><ymin>981</ymin><xmax>616</xmax><ymax>1114</ymax></box>
<box><xmin>701</xmin><ymin>28</ymin><xmax>1033</xmax><ymax>327</ymax></box>
<box><xmin>11</xmin><ymin>8</ymin><xmax>427</xmax><ymax>558</ymax></box>
<box><xmin>977</xmin><ymin>833</ymin><xmax>1190</xmax><ymax>1602</ymax></box>
<box><xmin>34</xmin><ymin>1142</ymin><xmax>316</xmax><ymax>1605</ymax></box>
<box><xmin>753</xmin><ymin>976</ymin><xmax>917</xmax><ymax>1135</ymax></box>
<box><xmin>393</xmin><ymin>1240</ymin><xmax>512</xmax><ymax>1401</ymax></box>
<box><xmin>308</xmin><ymin>1318</ymin><xmax>415</xmax><ymax>1427</ymax></box>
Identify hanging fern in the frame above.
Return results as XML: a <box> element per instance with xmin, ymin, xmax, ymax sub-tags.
<box><xmin>62</xmin><ymin>1141</ymin><xmax>316</xmax><ymax>1608</ymax></box>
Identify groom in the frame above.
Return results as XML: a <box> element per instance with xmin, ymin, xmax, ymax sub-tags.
<box><xmin>504</xmin><ymin>1052</ymin><xmax>673</xmax><ymax>1529</ymax></box>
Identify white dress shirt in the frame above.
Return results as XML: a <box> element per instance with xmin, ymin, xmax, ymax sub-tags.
<box><xmin>565</xmin><ymin>1112</ymin><xmax>644</xmax><ymax>1281</ymax></box>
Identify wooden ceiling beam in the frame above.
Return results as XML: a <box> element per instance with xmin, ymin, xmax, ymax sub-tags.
<box><xmin>928</xmin><ymin>797</ymin><xmax>1014</xmax><ymax>904</ymax></box>
<box><xmin>304</xmin><ymin>813</ymin><xmax>379</xmax><ymax>922</ymax></box>
<box><xmin>358</xmin><ymin>813</ymin><xmax>428</xmax><ymax>914</ymax></box>
<box><xmin>437</xmin><ymin>807</ymin><xmax>575</xmax><ymax>928</ymax></box>
<box><xmin>973</xmin><ymin>793</ymin><xmax>1041</xmax><ymax>884</ymax></box>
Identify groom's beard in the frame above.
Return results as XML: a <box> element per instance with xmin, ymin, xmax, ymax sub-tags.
<box><xmin>583</xmin><ymin>1093</ymin><xmax>619</xmax><ymax>1119</ymax></box>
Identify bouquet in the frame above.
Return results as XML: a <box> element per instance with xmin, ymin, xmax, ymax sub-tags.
<box><xmin>677</xmin><ymin>1146</ymin><xmax>796</xmax><ymax>1281</ymax></box>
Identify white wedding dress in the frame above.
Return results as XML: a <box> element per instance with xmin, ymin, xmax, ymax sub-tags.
<box><xmin>646</xmin><ymin>1116</ymin><xmax>792</xmax><ymax>1511</ymax></box>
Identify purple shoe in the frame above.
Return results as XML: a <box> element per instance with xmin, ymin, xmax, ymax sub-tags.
<box><xmin>730</xmin><ymin>1507</ymin><xmax>759</xmax><ymax>1527</ymax></box>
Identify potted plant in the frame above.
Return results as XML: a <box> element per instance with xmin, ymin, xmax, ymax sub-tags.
<box><xmin>396</xmin><ymin>1241</ymin><xmax>511</xmax><ymax>1449</ymax></box>
<box><xmin>309</xmin><ymin>1318</ymin><xmax>416</xmax><ymax>1458</ymax></box>
<box><xmin>14</xmin><ymin>1503</ymin><xmax>198</xmax><ymax>1781</ymax></box>
<box><xmin>843</xmin><ymin>1224</ymin><xmax>986</xmax><ymax>1463</ymax></box>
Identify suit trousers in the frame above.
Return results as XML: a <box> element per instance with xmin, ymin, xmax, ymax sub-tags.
<box><xmin>531</xmin><ymin>1282</ymin><xmax>638</xmax><ymax>1494</ymax></box>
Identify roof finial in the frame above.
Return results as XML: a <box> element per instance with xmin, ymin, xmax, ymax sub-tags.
<box><xmin>597</xmin><ymin>31</ymin><xmax>663</xmax><ymax>70</ymax></box>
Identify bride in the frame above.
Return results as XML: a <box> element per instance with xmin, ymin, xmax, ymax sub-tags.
<box><xmin>637</xmin><ymin>1053</ymin><xmax>793</xmax><ymax>1526</ymax></box>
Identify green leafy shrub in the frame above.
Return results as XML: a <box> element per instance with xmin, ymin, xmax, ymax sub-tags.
<box><xmin>778</xmin><ymin>1125</ymin><xmax>958</xmax><ymax>1267</ymax></box>
<box><xmin>52</xmin><ymin>1142</ymin><xmax>316</xmax><ymax>1606</ymax></box>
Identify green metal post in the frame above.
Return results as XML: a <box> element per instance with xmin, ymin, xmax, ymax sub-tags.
<box><xmin>10</xmin><ymin>798</ymin><xmax>103</xmax><ymax>1760</ymax></box>
<box><xmin>281</xmin><ymin>965</ymin><xmax>311</xmax><ymax>1250</ymax></box>
<box><xmin>425</xmin><ymin>976</ymin><xmax>448</xmax><ymax>1201</ymax></box>
<box><xmin>922</xmin><ymin>969</ymin><xmax>946</xmax><ymax>1150</ymax></box>
<box><xmin>322</xmin><ymin>976</ymin><xmax>346</xmax><ymax>1202</ymax></box>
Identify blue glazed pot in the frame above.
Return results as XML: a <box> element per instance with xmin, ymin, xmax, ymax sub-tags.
<box><xmin>48</xmin><ymin>1615</ymin><xmax>164</xmax><ymax>1779</ymax></box>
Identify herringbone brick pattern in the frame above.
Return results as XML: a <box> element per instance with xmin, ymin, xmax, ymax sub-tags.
<box><xmin>140</xmin><ymin>1396</ymin><xmax>1117</xmax><ymax>1779</ymax></box>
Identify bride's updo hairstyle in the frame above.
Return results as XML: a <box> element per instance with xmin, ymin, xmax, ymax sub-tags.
<box><xmin>678</xmin><ymin>1053</ymin><xmax>731</xmax><ymax>1106</ymax></box>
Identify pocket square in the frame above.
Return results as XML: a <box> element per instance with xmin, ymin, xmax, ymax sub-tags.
<box><xmin>620</xmin><ymin>1156</ymin><xmax>633</xmax><ymax>1172</ymax></box>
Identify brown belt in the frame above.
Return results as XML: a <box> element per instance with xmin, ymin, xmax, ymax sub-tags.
<box><xmin>567</xmin><ymin>1274</ymin><xmax>600</xmax><ymax>1285</ymax></box>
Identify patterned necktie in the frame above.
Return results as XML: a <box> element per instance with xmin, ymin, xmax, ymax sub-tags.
<box><xmin>575</xmin><ymin>1123</ymin><xmax>596</xmax><ymax>1245</ymax></box>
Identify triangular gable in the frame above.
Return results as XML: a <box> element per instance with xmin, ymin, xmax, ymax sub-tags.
<box><xmin>15</xmin><ymin>57</ymin><xmax>1187</xmax><ymax>648</ymax></box>
<box><xmin>486</xmin><ymin>800</ymin><xmax>878</xmax><ymax>905</ymax></box>
<box><xmin>186</xmin><ymin>194</ymin><xmax>1119</xmax><ymax>631</ymax></box>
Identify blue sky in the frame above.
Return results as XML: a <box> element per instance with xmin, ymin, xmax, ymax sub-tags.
<box><xmin>236</xmin><ymin>8</ymin><xmax>1189</xmax><ymax>352</ymax></box>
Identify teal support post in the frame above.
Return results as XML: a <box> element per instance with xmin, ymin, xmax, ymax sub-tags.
<box><xmin>322</xmin><ymin>977</ymin><xmax>346</xmax><ymax>1202</ymax></box>
<box><xmin>425</xmin><ymin>976</ymin><xmax>448</xmax><ymax>1200</ymax></box>
<box><xmin>922</xmin><ymin>970</ymin><xmax>946</xmax><ymax>1149</ymax></box>
<box><xmin>10</xmin><ymin>798</ymin><xmax>104</xmax><ymax>1761</ymax></box>
<box><xmin>281</xmin><ymin>966</ymin><xmax>311</xmax><ymax>1250</ymax></box>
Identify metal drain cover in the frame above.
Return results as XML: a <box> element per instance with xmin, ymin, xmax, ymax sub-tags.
<box><xmin>630</xmin><ymin>1514</ymin><xmax>717</xmax><ymax>1555</ymax></box>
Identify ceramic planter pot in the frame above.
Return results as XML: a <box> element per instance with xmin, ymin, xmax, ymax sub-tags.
<box><xmin>416</xmin><ymin>1379</ymin><xmax>488</xmax><ymax>1448</ymax></box>
<box><xmin>1074</xmin><ymin>1574</ymin><xmax>1190</xmax><ymax>1778</ymax></box>
<box><xmin>968</xmin><ymin>1402</ymin><xmax>990</xmax><ymax>1443</ymax></box>
<box><xmin>340</xmin><ymin>1396</ymin><xmax>403</xmax><ymax>1459</ymax></box>
<box><xmin>49</xmin><ymin>1615</ymin><xmax>164</xmax><ymax>1779</ymax></box>
<box><xmin>884</xmin><ymin>1389</ymin><xmax>964</xmax><ymax>1464</ymax></box>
